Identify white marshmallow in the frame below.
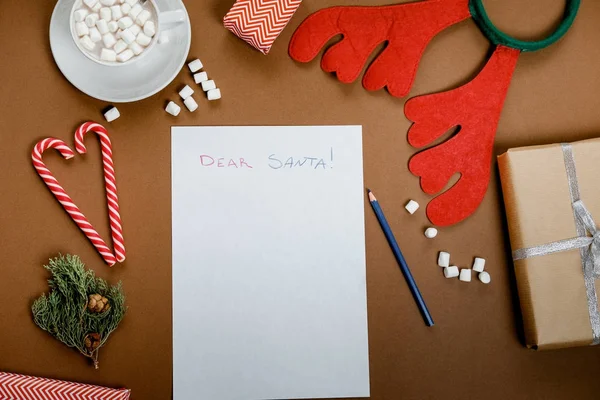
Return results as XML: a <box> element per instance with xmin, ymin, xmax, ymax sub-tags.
<box><xmin>184</xmin><ymin>96</ymin><xmax>198</xmax><ymax>112</ymax></box>
<box><xmin>405</xmin><ymin>200</ymin><xmax>419</xmax><ymax>214</ymax></box>
<box><xmin>158</xmin><ymin>31</ymin><xmax>169</xmax><ymax>44</ymax></box>
<box><xmin>179</xmin><ymin>85</ymin><xmax>194</xmax><ymax>100</ymax></box>
<box><xmin>89</xmin><ymin>27</ymin><xmax>102</xmax><ymax>42</ymax></box>
<box><xmin>85</xmin><ymin>13</ymin><xmax>99</xmax><ymax>27</ymax></box>
<box><xmin>74</xmin><ymin>9</ymin><xmax>89</xmax><ymax>22</ymax></box>
<box><xmin>100</xmin><ymin>48</ymin><xmax>117</xmax><ymax>62</ymax></box>
<box><xmin>165</xmin><ymin>101</ymin><xmax>181</xmax><ymax>116</ymax></box>
<box><xmin>125</xmin><ymin>0</ymin><xmax>138</xmax><ymax>6</ymax></box>
<box><xmin>75</xmin><ymin>21</ymin><xmax>89</xmax><ymax>37</ymax></box>
<box><xmin>102</xmin><ymin>33</ymin><xmax>117</xmax><ymax>48</ymax></box>
<box><xmin>110</xmin><ymin>5</ymin><xmax>122</xmax><ymax>20</ymax></box>
<box><xmin>100</xmin><ymin>0</ymin><xmax>116</xmax><ymax>5</ymax></box>
<box><xmin>96</xmin><ymin>18</ymin><xmax>109</xmax><ymax>34</ymax></box>
<box><xmin>136</xmin><ymin>9</ymin><xmax>151</xmax><ymax>25</ymax></box>
<box><xmin>113</xmin><ymin>39</ymin><xmax>127</xmax><ymax>53</ymax></box>
<box><xmin>444</xmin><ymin>266</ymin><xmax>459</xmax><ymax>279</ymax></box>
<box><xmin>201</xmin><ymin>80</ymin><xmax>216</xmax><ymax>92</ymax></box>
<box><xmin>424</xmin><ymin>227</ymin><xmax>438</xmax><ymax>239</ymax></box>
<box><xmin>120</xmin><ymin>3</ymin><xmax>131</xmax><ymax>15</ymax></box>
<box><xmin>459</xmin><ymin>269</ymin><xmax>472</xmax><ymax>282</ymax></box>
<box><xmin>129</xmin><ymin>41</ymin><xmax>144</xmax><ymax>55</ymax></box>
<box><xmin>129</xmin><ymin>4</ymin><xmax>143</xmax><ymax>19</ymax></box>
<box><xmin>437</xmin><ymin>251</ymin><xmax>450</xmax><ymax>267</ymax></box>
<box><xmin>121</xmin><ymin>28</ymin><xmax>136</xmax><ymax>44</ymax></box>
<box><xmin>117</xmin><ymin>49</ymin><xmax>134</xmax><ymax>62</ymax></box>
<box><xmin>118</xmin><ymin>16</ymin><xmax>133</xmax><ymax>29</ymax></box>
<box><xmin>104</xmin><ymin>106</ymin><xmax>120</xmax><ymax>121</ymax></box>
<box><xmin>473</xmin><ymin>257</ymin><xmax>486</xmax><ymax>273</ymax></box>
<box><xmin>83</xmin><ymin>0</ymin><xmax>98</xmax><ymax>9</ymax></box>
<box><xmin>91</xmin><ymin>2</ymin><xmax>101</xmax><ymax>12</ymax></box>
<box><xmin>207</xmin><ymin>88</ymin><xmax>221</xmax><ymax>101</ymax></box>
<box><xmin>478</xmin><ymin>271</ymin><xmax>491</xmax><ymax>284</ymax></box>
<box><xmin>194</xmin><ymin>72</ymin><xmax>208</xmax><ymax>84</ymax></box>
<box><xmin>136</xmin><ymin>32</ymin><xmax>151</xmax><ymax>46</ymax></box>
<box><xmin>108</xmin><ymin>20</ymin><xmax>118</xmax><ymax>32</ymax></box>
<box><xmin>79</xmin><ymin>35</ymin><xmax>95</xmax><ymax>51</ymax></box>
<box><xmin>188</xmin><ymin>59</ymin><xmax>203</xmax><ymax>73</ymax></box>
<box><xmin>99</xmin><ymin>7</ymin><xmax>111</xmax><ymax>21</ymax></box>
<box><xmin>129</xmin><ymin>24</ymin><xmax>141</xmax><ymax>36</ymax></box>
<box><xmin>143</xmin><ymin>21</ymin><xmax>156</xmax><ymax>37</ymax></box>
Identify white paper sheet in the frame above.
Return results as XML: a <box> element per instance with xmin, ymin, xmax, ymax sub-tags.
<box><xmin>172</xmin><ymin>126</ymin><xmax>370</xmax><ymax>400</ymax></box>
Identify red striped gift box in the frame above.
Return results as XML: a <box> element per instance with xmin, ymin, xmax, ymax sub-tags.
<box><xmin>224</xmin><ymin>0</ymin><xmax>302</xmax><ymax>55</ymax></box>
<box><xmin>0</xmin><ymin>372</ymin><xmax>131</xmax><ymax>400</ymax></box>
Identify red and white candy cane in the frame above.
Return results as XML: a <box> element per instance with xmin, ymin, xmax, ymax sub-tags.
<box><xmin>74</xmin><ymin>122</ymin><xmax>125</xmax><ymax>263</ymax></box>
<box><xmin>32</xmin><ymin>138</ymin><xmax>118</xmax><ymax>266</ymax></box>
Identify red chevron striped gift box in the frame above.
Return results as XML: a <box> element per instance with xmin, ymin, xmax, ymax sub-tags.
<box><xmin>0</xmin><ymin>372</ymin><xmax>131</xmax><ymax>399</ymax></box>
<box><xmin>224</xmin><ymin>0</ymin><xmax>302</xmax><ymax>55</ymax></box>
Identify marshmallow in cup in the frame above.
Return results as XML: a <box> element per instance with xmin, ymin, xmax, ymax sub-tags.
<box><xmin>70</xmin><ymin>0</ymin><xmax>185</xmax><ymax>66</ymax></box>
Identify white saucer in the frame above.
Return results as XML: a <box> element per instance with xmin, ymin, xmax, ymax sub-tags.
<box><xmin>50</xmin><ymin>0</ymin><xmax>191</xmax><ymax>103</ymax></box>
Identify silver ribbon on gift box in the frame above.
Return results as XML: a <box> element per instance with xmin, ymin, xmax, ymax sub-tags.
<box><xmin>512</xmin><ymin>143</ymin><xmax>600</xmax><ymax>345</ymax></box>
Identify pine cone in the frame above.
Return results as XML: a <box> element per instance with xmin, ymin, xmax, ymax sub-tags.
<box><xmin>84</xmin><ymin>333</ymin><xmax>101</xmax><ymax>353</ymax></box>
<box><xmin>87</xmin><ymin>294</ymin><xmax>110</xmax><ymax>313</ymax></box>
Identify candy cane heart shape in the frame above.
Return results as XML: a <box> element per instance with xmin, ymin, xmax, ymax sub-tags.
<box><xmin>74</xmin><ymin>122</ymin><xmax>126</xmax><ymax>263</ymax></box>
<box><xmin>32</xmin><ymin>138</ymin><xmax>118</xmax><ymax>266</ymax></box>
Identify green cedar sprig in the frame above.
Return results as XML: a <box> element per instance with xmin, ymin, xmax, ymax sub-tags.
<box><xmin>32</xmin><ymin>254</ymin><xmax>126</xmax><ymax>369</ymax></box>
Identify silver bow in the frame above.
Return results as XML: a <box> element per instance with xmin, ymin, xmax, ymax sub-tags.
<box><xmin>512</xmin><ymin>144</ymin><xmax>600</xmax><ymax>345</ymax></box>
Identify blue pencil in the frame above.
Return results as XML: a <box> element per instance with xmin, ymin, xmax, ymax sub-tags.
<box><xmin>367</xmin><ymin>189</ymin><xmax>434</xmax><ymax>327</ymax></box>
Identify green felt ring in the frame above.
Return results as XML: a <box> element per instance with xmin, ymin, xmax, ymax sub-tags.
<box><xmin>468</xmin><ymin>0</ymin><xmax>581</xmax><ymax>52</ymax></box>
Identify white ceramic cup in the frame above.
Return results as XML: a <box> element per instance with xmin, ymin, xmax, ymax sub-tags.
<box><xmin>70</xmin><ymin>0</ymin><xmax>185</xmax><ymax>66</ymax></box>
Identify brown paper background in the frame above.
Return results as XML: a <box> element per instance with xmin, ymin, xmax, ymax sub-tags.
<box><xmin>2</xmin><ymin>0</ymin><xmax>600</xmax><ymax>398</ymax></box>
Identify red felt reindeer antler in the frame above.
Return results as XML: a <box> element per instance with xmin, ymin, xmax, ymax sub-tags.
<box><xmin>289</xmin><ymin>0</ymin><xmax>471</xmax><ymax>98</ymax></box>
<box><xmin>406</xmin><ymin>46</ymin><xmax>520</xmax><ymax>226</ymax></box>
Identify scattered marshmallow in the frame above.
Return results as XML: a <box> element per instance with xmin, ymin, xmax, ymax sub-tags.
<box><xmin>104</xmin><ymin>106</ymin><xmax>120</xmax><ymax>121</ymax></box>
<box><xmin>121</xmin><ymin>28</ymin><xmax>136</xmax><ymax>44</ymax></box>
<box><xmin>108</xmin><ymin>20</ymin><xmax>118</xmax><ymax>32</ymax></box>
<box><xmin>129</xmin><ymin>4</ymin><xmax>143</xmax><ymax>19</ymax></box>
<box><xmin>75</xmin><ymin>22</ymin><xmax>89</xmax><ymax>37</ymax></box>
<box><xmin>143</xmin><ymin>21</ymin><xmax>156</xmax><ymax>37</ymax></box>
<box><xmin>102</xmin><ymin>33</ymin><xmax>117</xmax><ymax>48</ymax></box>
<box><xmin>92</xmin><ymin>2</ymin><xmax>101</xmax><ymax>12</ymax></box>
<box><xmin>478</xmin><ymin>271</ymin><xmax>491</xmax><ymax>284</ymax></box>
<box><xmin>129</xmin><ymin>24</ymin><xmax>141</xmax><ymax>36</ymax></box>
<box><xmin>100</xmin><ymin>48</ymin><xmax>117</xmax><ymax>61</ymax></box>
<box><xmin>459</xmin><ymin>269</ymin><xmax>472</xmax><ymax>282</ymax></box>
<box><xmin>100</xmin><ymin>7</ymin><xmax>111</xmax><ymax>21</ymax></box>
<box><xmin>110</xmin><ymin>5</ymin><xmax>123</xmax><ymax>20</ymax></box>
<box><xmin>121</xmin><ymin>3</ymin><xmax>131</xmax><ymax>15</ymax></box>
<box><xmin>424</xmin><ymin>227</ymin><xmax>438</xmax><ymax>239</ymax></box>
<box><xmin>444</xmin><ymin>266</ymin><xmax>459</xmax><ymax>279</ymax></box>
<box><xmin>473</xmin><ymin>257</ymin><xmax>486</xmax><ymax>273</ymax></box>
<box><xmin>80</xmin><ymin>35</ymin><xmax>96</xmax><ymax>51</ymax></box>
<box><xmin>100</xmin><ymin>0</ymin><xmax>116</xmax><ymax>6</ymax></box>
<box><xmin>136</xmin><ymin>32</ymin><xmax>152</xmax><ymax>46</ymax></box>
<box><xmin>136</xmin><ymin>9</ymin><xmax>151</xmax><ymax>25</ymax></box>
<box><xmin>96</xmin><ymin>18</ymin><xmax>109</xmax><ymax>34</ymax></box>
<box><xmin>437</xmin><ymin>251</ymin><xmax>450</xmax><ymax>268</ymax></box>
<box><xmin>74</xmin><ymin>9</ymin><xmax>89</xmax><ymax>22</ymax></box>
<box><xmin>194</xmin><ymin>72</ymin><xmax>208</xmax><ymax>84</ymax></box>
<box><xmin>113</xmin><ymin>39</ymin><xmax>127</xmax><ymax>53</ymax></box>
<box><xmin>125</xmin><ymin>0</ymin><xmax>138</xmax><ymax>6</ymax></box>
<box><xmin>158</xmin><ymin>31</ymin><xmax>169</xmax><ymax>44</ymax></box>
<box><xmin>184</xmin><ymin>96</ymin><xmax>199</xmax><ymax>112</ymax></box>
<box><xmin>85</xmin><ymin>13</ymin><xmax>99</xmax><ymax>27</ymax></box>
<box><xmin>188</xmin><ymin>59</ymin><xmax>203</xmax><ymax>73</ymax></box>
<box><xmin>201</xmin><ymin>80</ymin><xmax>216</xmax><ymax>92</ymax></box>
<box><xmin>89</xmin><ymin>27</ymin><xmax>102</xmax><ymax>42</ymax></box>
<box><xmin>207</xmin><ymin>88</ymin><xmax>221</xmax><ymax>101</ymax></box>
<box><xmin>129</xmin><ymin>41</ymin><xmax>144</xmax><ymax>55</ymax></box>
<box><xmin>405</xmin><ymin>200</ymin><xmax>419</xmax><ymax>214</ymax></box>
<box><xmin>179</xmin><ymin>85</ymin><xmax>194</xmax><ymax>100</ymax></box>
<box><xmin>83</xmin><ymin>0</ymin><xmax>98</xmax><ymax>8</ymax></box>
<box><xmin>118</xmin><ymin>16</ymin><xmax>133</xmax><ymax>29</ymax></box>
<box><xmin>165</xmin><ymin>101</ymin><xmax>181</xmax><ymax>116</ymax></box>
<box><xmin>116</xmin><ymin>49</ymin><xmax>134</xmax><ymax>62</ymax></box>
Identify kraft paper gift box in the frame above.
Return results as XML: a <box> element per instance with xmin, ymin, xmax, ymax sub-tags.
<box><xmin>498</xmin><ymin>138</ymin><xmax>600</xmax><ymax>350</ymax></box>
